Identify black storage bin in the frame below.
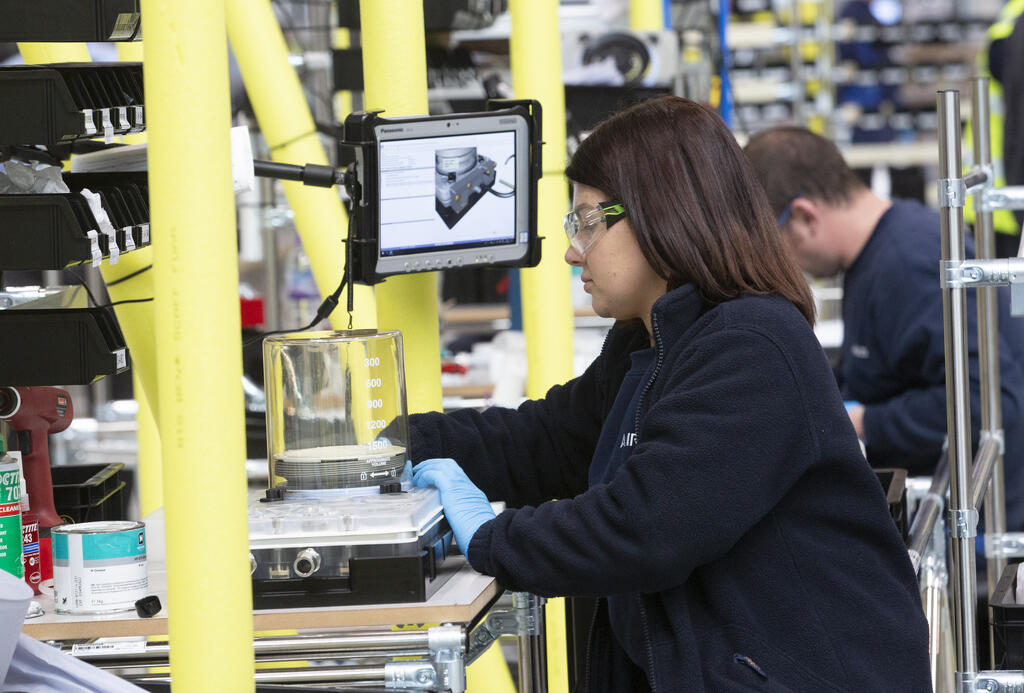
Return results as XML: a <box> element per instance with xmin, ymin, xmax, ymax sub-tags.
<box><xmin>874</xmin><ymin>467</ymin><xmax>909</xmax><ymax>541</ymax></box>
<box><xmin>51</xmin><ymin>462</ymin><xmax>127</xmax><ymax>525</ymax></box>
<box><xmin>992</xmin><ymin>561</ymin><xmax>1024</xmax><ymax>669</ymax></box>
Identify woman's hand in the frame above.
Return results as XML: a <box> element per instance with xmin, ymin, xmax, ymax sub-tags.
<box><xmin>413</xmin><ymin>458</ymin><xmax>496</xmax><ymax>556</ymax></box>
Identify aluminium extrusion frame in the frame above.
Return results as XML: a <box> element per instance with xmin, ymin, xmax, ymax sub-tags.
<box><xmin>937</xmin><ymin>79</ymin><xmax>1024</xmax><ymax>692</ymax></box>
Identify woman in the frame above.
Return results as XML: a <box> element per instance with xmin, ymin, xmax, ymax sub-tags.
<box><xmin>410</xmin><ymin>96</ymin><xmax>930</xmax><ymax>692</ymax></box>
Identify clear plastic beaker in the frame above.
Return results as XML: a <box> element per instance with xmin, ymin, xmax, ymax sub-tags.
<box><xmin>263</xmin><ymin>330</ymin><xmax>410</xmax><ymax>495</ymax></box>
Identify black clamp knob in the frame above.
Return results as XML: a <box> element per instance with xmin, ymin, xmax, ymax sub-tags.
<box><xmin>135</xmin><ymin>595</ymin><xmax>162</xmax><ymax>618</ymax></box>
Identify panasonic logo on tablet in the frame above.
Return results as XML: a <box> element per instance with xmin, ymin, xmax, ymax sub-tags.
<box><xmin>380</xmin><ymin>127</ymin><xmax>405</xmax><ymax>133</ymax></box>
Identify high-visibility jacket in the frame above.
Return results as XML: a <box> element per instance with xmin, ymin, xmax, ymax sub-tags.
<box><xmin>965</xmin><ymin>0</ymin><xmax>1024</xmax><ymax>236</ymax></box>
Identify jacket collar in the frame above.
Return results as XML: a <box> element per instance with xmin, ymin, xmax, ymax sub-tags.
<box><xmin>650</xmin><ymin>283</ymin><xmax>707</xmax><ymax>341</ymax></box>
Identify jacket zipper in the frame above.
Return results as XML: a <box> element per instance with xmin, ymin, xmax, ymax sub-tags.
<box><xmin>633</xmin><ymin>312</ymin><xmax>665</xmax><ymax>437</ymax></box>
<box><xmin>636</xmin><ymin>594</ymin><xmax>658</xmax><ymax>693</ymax></box>
<box><xmin>631</xmin><ymin>315</ymin><xmax>663</xmax><ymax>691</ymax></box>
<box><xmin>582</xmin><ymin>597</ymin><xmax>601</xmax><ymax>692</ymax></box>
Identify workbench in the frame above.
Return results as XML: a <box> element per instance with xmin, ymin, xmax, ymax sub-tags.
<box><xmin>21</xmin><ymin>558</ymin><xmax>547</xmax><ymax>692</ymax></box>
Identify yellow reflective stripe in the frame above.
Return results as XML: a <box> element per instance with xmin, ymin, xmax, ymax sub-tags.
<box><xmin>990</xmin><ymin>0</ymin><xmax>1024</xmax><ymax>40</ymax></box>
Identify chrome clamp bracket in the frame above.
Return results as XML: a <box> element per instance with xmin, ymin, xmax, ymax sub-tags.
<box><xmin>939</xmin><ymin>177</ymin><xmax>967</xmax><ymax>208</ymax></box>
<box><xmin>467</xmin><ymin>592</ymin><xmax>546</xmax><ymax>664</ymax></box>
<box><xmin>942</xmin><ymin>260</ymin><xmax>989</xmax><ymax>289</ymax></box>
<box><xmin>983</xmin><ymin>185</ymin><xmax>1024</xmax><ymax>212</ymax></box>
<box><xmin>512</xmin><ymin>592</ymin><xmax>546</xmax><ymax>637</ymax></box>
<box><xmin>941</xmin><ymin>258</ymin><xmax>1024</xmax><ymax>289</ymax></box>
<box><xmin>949</xmin><ymin>508</ymin><xmax>980</xmax><ymax>539</ymax></box>
<box><xmin>983</xmin><ymin>429</ymin><xmax>1007</xmax><ymax>456</ymax></box>
<box><xmin>973</xmin><ymin>670</ymin><xmax>1024</xmax><ymax>692</ymax></box>
<box><xmin>385</xmin><ymin>625</ymin><xmax>466</xmax><ymax>692</ymax></box>
<box><xmin>985</xmin><ymin>532</ymin><xmax>1024</xmax><ymax>559</ymax></box>
<box><xmin>384</xmin><ymin>661</ymin><xmax>443</xmax><ymax>690</ymax></box>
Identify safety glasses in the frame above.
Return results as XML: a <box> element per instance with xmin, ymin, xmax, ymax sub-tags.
<box><xmin>776</xmin><ymin>192</ymin><xmax>802</xmax><ymax>227</ymax></box>
<box><xmin>563</xmin><ymin>200</ymin><xmax>627</xmax><ymax>254</ymax></box>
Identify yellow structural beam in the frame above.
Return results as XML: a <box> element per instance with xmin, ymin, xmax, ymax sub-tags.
<box><xmin>359</xmin><ymin>0</ymin><xmax>442</xmax><ymax>416</ymax></box>
<box><xmin>115</xmin><ymin>41</ymin><xmax>162</xmax><ymax>516</ymax></box>
<box><xmin>16</xmin><ymin>43</ymin><xmax>90</xmax><ymax>63</ymax></box>
<box><xmin>360</xmin><ymin>3</ymin><xmax>514</xmax><ymax>692</ymax></box>
<box><xmin>630</xmin><ymin>0</ymin><xmax>664</xmax><ymax>31</ymax></box>
<box><xmin>511</xmin><ymin>2</ymin><xmax>574</xmax><ymax>692</ymax></box>
<box><xmin>140</xmin><ymin>0</ymin><xmax>254</xmax><ymax>689</ymax></box>
<box><xmin>510</xmin><ymin>0</ymin><xmax>574</xmax><ymax>401</ymax></box>
<box><xmin>133</xmin><ymin>370</ymin><xmax>162</xmax><ymax>516</ymax></box>
<box><xmin>226</xmin><ymin>0</ymin><xmax>375</xmax><ymax>330</ymax></box>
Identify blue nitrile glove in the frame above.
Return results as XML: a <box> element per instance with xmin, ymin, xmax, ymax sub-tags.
<box><xmin>413</xmin><ymin>458</ymin><xmax>496</xmax><ymax>556</ymax></box>
<box><xmin>844</xmin><ymin>400</ymin><xmax>861</xmax><ymax>411</ymax></box>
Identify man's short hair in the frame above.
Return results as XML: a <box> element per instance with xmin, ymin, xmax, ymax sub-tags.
<box><xmin>744</xmin><ymin>127</ymin><xmax>866</xmax><ymax>216</ymax></box>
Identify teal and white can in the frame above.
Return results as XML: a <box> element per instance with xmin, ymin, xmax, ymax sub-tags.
<box><xmin>0</xmin><ymin>459</ymin><xmax>21</xmax><ymax>579</ymax></box>
<box><xmin>52</xmin><ymin>521</ymin><xmax>147</xmax><ymax>614</ymax></box>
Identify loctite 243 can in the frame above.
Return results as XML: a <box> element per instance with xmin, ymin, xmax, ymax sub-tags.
<box><xmin>21</xmin><ymin>511</ymin><xmax>39</xmax><ymax>594</ymax></box>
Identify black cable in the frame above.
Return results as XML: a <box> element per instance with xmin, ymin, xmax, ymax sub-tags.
<box><xmin>243</xmin><ymin>167</ymin><xmax>361</xmax><ymax>351</ymax></box>
<box><xmin>105</xmin><ymin>264</ymin><xmax>152</xmax><ymax>287</ymax></box>
<box><xmin>242</xmin><ymin>265</ymin><xmax>348</xmax><ymax>350</ymax></box>
<box><xmin>488</xmin><ymin>187</ymin><xmax>515</xmax><ymax>198</ymax></box>
<box><xmin>103</xmin><ymin>298</ymin><xmax>153</xmax><ymax>308</ymax></box>
<box><xmin>65</xmin><ymin>267</ymin><xmax>104</xmax><ymax>308</ymax></box>
<box><xmin>267</xmin><ymin>129</ymin><xmax>320</xmax><ymax>154</ymax></box>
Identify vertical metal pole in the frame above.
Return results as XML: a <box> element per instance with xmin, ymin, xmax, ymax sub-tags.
<box><xmin>971</xmin><ymin>76</ymin><xmax>1008</xmax><ymax>670</ymax></box>
<box><xmin>789</xmin><ymin>0</ymin><xmax>805</xmax><ymax>124</ymax></box>
<box><xmin>515</xmin><ymin>593</ymin><xmax>548</xmax><ymax>693</ymax></box>
<box><xmin>937</xmin><ymin>89</ymin><xmax>979</xmax><ymax>689</ymax></box>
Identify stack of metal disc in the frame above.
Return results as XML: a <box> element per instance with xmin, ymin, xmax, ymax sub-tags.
<box><xmin>274</xmin><ymin>444</ymin><xmax>407</xmax><ymax>490</ymax></box>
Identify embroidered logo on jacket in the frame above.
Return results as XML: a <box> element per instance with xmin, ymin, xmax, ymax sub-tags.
<box><xmin>620</xmin><ymin>432</ymin><xmax>638</xmax><ymax>448</ymax></box>
<box><xmin>851</xmin><ymin>344</ymin><xmax>870</xmax><ymax>359</ymax></box>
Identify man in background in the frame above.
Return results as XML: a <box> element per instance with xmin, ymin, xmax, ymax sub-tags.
<box><xmin>744</xmin><ymin>126</ymin><xmax>1024</xmax><ymax>530</ymax></box>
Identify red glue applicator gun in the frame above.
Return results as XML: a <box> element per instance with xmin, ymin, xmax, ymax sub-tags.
<box><xmin>0</xmin><ymin>387</ymin><xmax>73</xmax><ymax>527</ymax></box>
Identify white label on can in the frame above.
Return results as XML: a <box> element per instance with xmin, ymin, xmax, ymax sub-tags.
<box><xmin>53</xmin><ymin>525</ymin><xmax>147</xmax><ymax>614</ymax></box>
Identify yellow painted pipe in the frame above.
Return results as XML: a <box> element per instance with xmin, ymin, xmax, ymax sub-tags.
<box><xmin>114</xmin><ymin>41</ymin><xmax>162</xmax><ymax>516</ymax></box>
<box><xmin>630</xmin><ymin>0</ymin><xmax>664</xmax><ymax>31</ymax></box>
<box><xmin>360</xmin><ymin>4</ymin><xmax>512</xmax><ymax>691</ymax></box>
<box><xmin>226</xmin><ymin>0</ymin><xmax>375</xmax><ymax>330</ymax></box>
<box><xmin>509</xmin><ymin>0</ymin><xmax>574</xmax><ymax>399</ymax></box>
<box><xmin>17</xmin><ymin>43</ymin><xmax>90</xmax><ymax>63</ymax></box>
<box><xmin>140</xmin><ymin>0</ymin><xmax>254</xmax><ymax>688</ymax></box>
<box><xmin>133</xmin><ymin>369</ymin><xmax>162</xmax><ymax>516</ymax></box>
<box><xmin>359</xmin><ymin>0</ymin><xmax>442</xmax><ymax>416</ymax></box>
<box><xmin>510</xmin><ymin>2</ymin><xmax>574</xmax><ymax>692</ymax></box>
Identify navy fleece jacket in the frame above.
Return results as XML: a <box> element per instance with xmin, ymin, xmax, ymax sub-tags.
<box><xmin>841</xmin><ymin>198</ymin><xmax>1024</xmax><ymax>529</ymax></box>
<box><xmin>410</xmin><ymin>284</ymin><xmax>930</xmax><ymax>693</ymax></box>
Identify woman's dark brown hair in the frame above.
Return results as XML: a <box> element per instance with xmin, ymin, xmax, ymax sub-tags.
<box><xmin>565</xmin><ymin>96</ymin><xmax>815</xmax><ymax>325</ymax></box>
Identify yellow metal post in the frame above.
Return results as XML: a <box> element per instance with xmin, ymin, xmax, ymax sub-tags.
<box><xmin>630</xmin><ymin>0</ymin><xmax>664</xmax><ymax>31</ymax></box>
<box><xmin>133</xmin><ymin>369</ymin><xmax>162</xmax><ymax>516</ymax></box>
<box><xmin>114</xmin><ymin>41</ymin><xmax>162</xmax><ymax>517</ymax></box>
<box><xmin>226</xmin><ymin>0</ymin><xmax>375</xmax><ymax>330</ymax></box>
<box><xmin>16</xmin><ymin>43</ymin><xmax>90</xmax><ymax>63</ymax></box>
<box><xmin>510</xmin><ymin>2</ymin><xmax>574</xmax><ymax>692</ymax></box>
<box><xmin>140</xmin><ymin>0</ymin><xmax>254</xmax><ymax>689</ymax></box>
<box><xmin>359</xmin><ymin>3</ymin><xmax>513</xmax><ymax>691</ymax></box>
<box><xmin>359</xmin><ymin>0</ymin><xmax>442</xmax><ymax>415</ymax></box>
